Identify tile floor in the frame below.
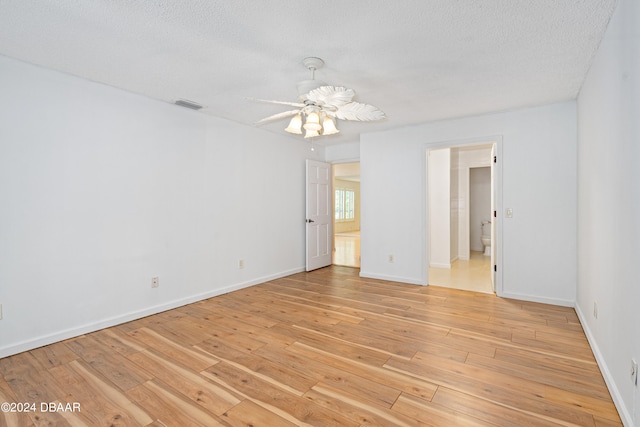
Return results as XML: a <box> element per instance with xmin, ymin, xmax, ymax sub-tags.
<box><xmin>429</xmin><ymin>251</ymin><xmax>494</xmax><ymax>294</ymax></box>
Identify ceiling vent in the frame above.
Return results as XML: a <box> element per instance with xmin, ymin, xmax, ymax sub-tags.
<box><xmin>174</xmin><ymin>99</ymin><xmax>203</xmax><ymax>110</ymax></box>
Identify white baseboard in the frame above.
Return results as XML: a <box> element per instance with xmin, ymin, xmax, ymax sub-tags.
<box><xmin>499</xmin><ymin>291</ymin><xmax>575</xmax><ymax>307</ymax></box>
<box><xmin>429</xmin><ymin>262</ymin><xmax>451</xmax><ymax>269</ymax></box>
<box><xmin>0</xmin><ymin>267</ymin><xmax>305</xmax><ymax>359</ymax></box>
<box><xmin>359</xmin><ymin>271</ymin><xmax>425</xmax><ymax>286</ymax></box>
<box><xmin>575</xmin><ymin>303</ymin><xmax>634</xmax><ymax>427</ymax></box>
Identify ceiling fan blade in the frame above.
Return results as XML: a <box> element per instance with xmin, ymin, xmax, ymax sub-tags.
<box><xmin>255</xmin><ymin>109</ymin><xmax>301</xmax><ymax>125</ymax></box>
<box><xmin>334</xmin><ymin>102</ymin><xmax>386</xmax><ymax>122</ymax></box>
<box><xmin>246</xmin><ymin>97</ymin><xmax>305</xmax><ymax>108</ymax></box>
<box><xmin>304</xmin><ymin>86</ymin><xmax>355</xmax><ymax>108</ymax></box>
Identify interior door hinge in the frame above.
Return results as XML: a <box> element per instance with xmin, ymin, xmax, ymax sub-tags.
<box><xmin>494</xmin><ymin>265</ymin><xmax>497</xmax><ymax>272</ymax></box>
<box><xmin>493</xmin><ymin>210</ymin><xmax>497</xmax><ymax>217</ymax></box>
<box><xmin>493</xmin><ymin>155</ymin><xmax>497</xmax><ymax>163</ymax></box>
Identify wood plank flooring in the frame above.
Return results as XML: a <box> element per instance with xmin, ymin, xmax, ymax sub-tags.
<box><xmin>334</xmin><ymin>232</ymin><xmax>360</xmax><ymax>268</ymax></box>
<box><xmin>0</xmin><ymin>266</ymin><xmax>622</xmax><ymax>426</ymax></box>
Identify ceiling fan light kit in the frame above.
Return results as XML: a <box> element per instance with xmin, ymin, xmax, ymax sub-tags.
<box><xmin>284</xmin><ymin>113</ymin><xmax>303</xmax><ymax>134</ymax></box>
<box><xmin>253</xmin><ymin>57</ymin><xmax>385</xmax><ymax>139</ymax></box>
<box><xmin>284</xmin><ymin>109</ymin><xmax>340</xmax><ymax>138</ymax></box>
<box><xmin>303</xmin><ymin>111</ymin><xmax>322</xmax><ymax>131</ymax></box>
<box><xmin>322</xmin><ymin>116</ymin><xmax>339</xmax><ymax>135</ymax></box>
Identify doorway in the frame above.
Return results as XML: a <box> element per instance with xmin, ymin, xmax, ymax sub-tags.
<box><xmin>426</xmin><ymin>141</ymin><xmax>500</xmax><ymax>294</ymax></box>
<box><xmin>333</xmin><ymin>162</ymin><xmax>360</xmax><ymax>268</ymax></box>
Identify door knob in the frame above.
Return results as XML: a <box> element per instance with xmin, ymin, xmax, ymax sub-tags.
<box><xmin>306</xmin><ymin>219</ymin><xmax>315</xmax><ymax>223</ymax></box>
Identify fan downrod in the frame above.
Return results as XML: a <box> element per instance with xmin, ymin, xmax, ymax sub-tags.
<box><xmin>297</xmin><ymin>57</ymin><xmax>326</xmax><ymax>98</ymax></box>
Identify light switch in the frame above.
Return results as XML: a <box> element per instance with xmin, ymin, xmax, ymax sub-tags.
<box><xmin>505</xmin><ymin>208</ymin><xmax>513</xmax><ymax>218</ymax></box>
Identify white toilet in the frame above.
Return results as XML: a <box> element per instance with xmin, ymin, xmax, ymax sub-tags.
<box><xmin>481</xmin><ymin>220</ymin><xmax>492</xmax><ymax>256</ymax></box>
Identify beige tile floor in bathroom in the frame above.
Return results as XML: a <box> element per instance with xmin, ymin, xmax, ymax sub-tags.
<box><xmin>429</xmin><ymin>251</ymin><xmax>494</xmax><ymax>294</ymax></box>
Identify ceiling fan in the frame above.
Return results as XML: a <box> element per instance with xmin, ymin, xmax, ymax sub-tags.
<box><xmin>251</xmin><ymin>57</ymin><xmax>385</xmax><ymax>138</ymax></box>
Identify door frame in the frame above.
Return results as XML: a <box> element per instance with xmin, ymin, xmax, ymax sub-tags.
<box><xmin>423</xmin><ymin>136</ymin><xmax>503</xmax><ymax>296</ymax></box>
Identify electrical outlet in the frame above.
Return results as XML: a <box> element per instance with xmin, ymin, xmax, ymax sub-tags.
<box><xmin>238</xmin><ymin>259</ymin><xmax>245</xmax><ymax>269</ymax></box>
<box><xmin>151</xmin><ymin>277</ymin><xmax>159</xmax><ymax>288</ymax></box>
<box><xmin>631</xmin><ymin>358</ymin><xmax>638</xmax><ymax>386</ymax></box>
<box><xmin>593</xmin><ymin>302</ymin><xmax>598</xmax><ymax>319</ymax></box>
<box><xmin>388</xmin><ymin>255</ymin><xmax>394</xmax><ymax>263</ymax></box>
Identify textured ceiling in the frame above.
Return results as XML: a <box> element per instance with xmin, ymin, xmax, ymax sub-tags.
<box><xmin>0</xmin><ymin>1</ymin><xmax>617</xmax><ymax>145</ymax></box>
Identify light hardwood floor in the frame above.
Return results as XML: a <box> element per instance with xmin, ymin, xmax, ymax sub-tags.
<box><xmin>0</xmin><ymin>266</ymin><xmax>621</xmax><ymax>426</ymax></box>
<box><xmin>333</xmin><ymin>231</ymin><xmax>360</xmax><ymax>268</ymax></box>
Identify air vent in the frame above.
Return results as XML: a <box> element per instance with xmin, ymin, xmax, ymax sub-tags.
<box><xmin>174</xmin><ymin>99</ymin><xmax>203</xmax><ymax>110</ymax></box>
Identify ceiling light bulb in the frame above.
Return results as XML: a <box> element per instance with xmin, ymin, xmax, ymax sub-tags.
<box><xmin>322</xmin><ymin>117</ymin><xmax>339</xmax><ymax>135</ymax></box>
<box><xmin>284</xmin><ymin>114</ymin><xmax>302</xmax><ymax>134</ymax></box>
<box><xmin>303</xmin><ymin>112</ymin><xmax>322</xmax><ymax>131</ymax></box>
<box><xmin>304</xmin><ymin>128</ymin><xmax>320</xmax><ymax>138</ymax></box>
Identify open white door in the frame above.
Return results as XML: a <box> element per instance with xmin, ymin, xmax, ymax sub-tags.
<box><xmin>490</xmin><ymin>143</ymin><xmax>497</xmax><ymax>292</ymax></box>
<box><xmin>306</xmin><ymin>159</ymin><xmax>332</xmax><ymax>271</ymax></box>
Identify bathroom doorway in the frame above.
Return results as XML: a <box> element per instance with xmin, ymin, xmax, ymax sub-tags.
<box><xmin>426</xmin><ymin>140</ymin><xmax>500</xmax><ymax>294</ymax></box>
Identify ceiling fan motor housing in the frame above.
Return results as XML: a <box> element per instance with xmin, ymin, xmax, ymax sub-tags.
<box><xmin>297</xmin><ymin>57</ymin><xmax>327</xmax><ymax>98</ymax></box>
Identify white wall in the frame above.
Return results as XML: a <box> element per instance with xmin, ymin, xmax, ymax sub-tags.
<box><xmin>576</xmin><ymin>0</ymin><xmax>640</xmax><ymax>424</ymax></box>
<box><xmin>428</xmin><ymin>148</ymin><xmax>451</xmax><ymax>268</ymax></box>
<box><xmin>0</xmin><ymin>55</ymin><xmax>320</xmax><ymax>357</ymax></box>
<box><xmin>469</xmin><ymin>167</ymin><xmax>491</xmax><ymax>252</ymax></box>
<box><xmin>449</xmin><ymin>149</ymin><xmax>459</xmax><ymax>262</ymax></box>
<box><xmin>360</xmin><ymin>101</ymin><xmax>577</xmax><ymax>304</ymax></box>
<box><xmin>325</xmin><ymin>142</ymin><xmax>360</xmax><ymax>163</ymax></box>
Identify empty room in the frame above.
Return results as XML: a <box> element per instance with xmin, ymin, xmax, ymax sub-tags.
<box><xmin>1</xmin><ymin>1</ymin><xmax>638</xmax><ymax>426</ymax></box>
